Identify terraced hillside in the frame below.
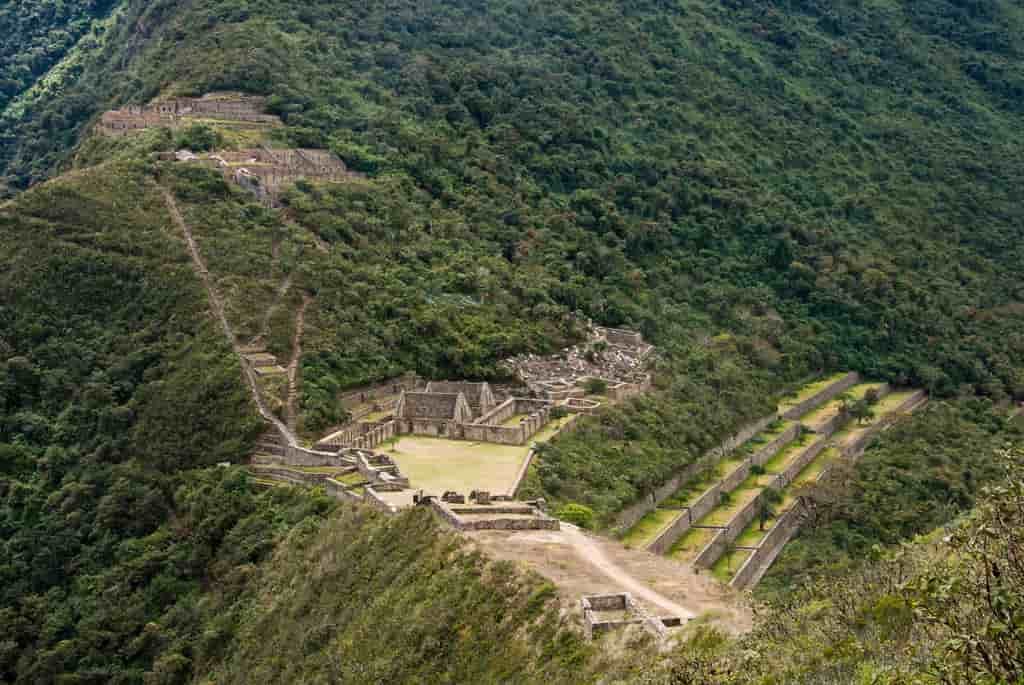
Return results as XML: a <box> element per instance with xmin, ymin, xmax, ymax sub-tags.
<box><xmin>622</xmin><ymin>374</ymin><xmax>925</xmax><ymax>588</ymax></box>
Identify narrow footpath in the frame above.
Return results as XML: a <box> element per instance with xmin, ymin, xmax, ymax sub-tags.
<box><xmin>161</xmin><ymin>185</ymin><xmax>299</xmax><ymax>448</ymax></box>
<box><xmin>285</xmin><ymin>294</ymin><xmax>311</xmax><ymax>432</ymax></box>
<box><xmin>562</xmin><ymin>524</ymin><xmax>697</xmax><ymax>620</ymax></box>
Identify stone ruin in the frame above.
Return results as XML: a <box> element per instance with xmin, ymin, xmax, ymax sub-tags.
<box><xmin>502</xmin><ymin>324</ymin><xmax>654</xmax><ymax>402</ymax></box>
<box><xmin>580</xmin><ymin>593</ymin><xmax>683</xmax><ymax>640</ymax></box>
<box><xmin>424</xmin><ymin>381</ymin><xmax>498</xmax><ymax>416</ymax></box>
<box><xmin>423</xmin><ymin>493</ymin><xmax>560</xmax><ymax>531</ymax></box>
<box><xmin>97</xmin><ymin>92</ymin><xmax>281</xmax><ymax>135</ymax></box>
<box><xmin>175</xmin><ymin>145</ymin><xmax>357</xmax><ymax>206</ymax></box>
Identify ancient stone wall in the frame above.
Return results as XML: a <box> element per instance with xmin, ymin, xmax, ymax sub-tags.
<box><xmin>768</xmin><ymin>435</ymin><xmax>830</xmax><ymax>490</ymax></box>
<box><xmin>693</xmin><ymin>492</ymin><xmax>765</xmax><ymax>569</ymax></box>
<box><xmin>396</xmin><ymin>391</ymin><xmax>473</xmax><ymax>422</ymax></box>
<box><xmin>424</xmin><ymin>381</ymin><xmax>496</xmax><ymax>416</ymax></box>
<box><xmin>339</xmin><ymin>374</ymin><xmax>423</xmax><ymax>409</ymax></box>
<box><xmin>615</xmin><ymin>413</ymin><xmax>777</xmax><ymax>532</ymax></box>
<box><xmin>644</xmin><ymin>423</ymin><xmax>796</xmax><ymax>554</ymax></box>
<box><xmin>598</xmin><ymin>327</ymin><xmax>644</xmax><ymax>347</ymax></box>
<box><xmin>581</xmin><ymin>593</ymin><xmax>670</xmax><ymax>640</ymax></box>
<box><xmin>781</xmin><ymin>372</ymin><xmax>861</xmax><ymax>420</ymax></box>
<box><xmin>749</xmin><ymin>423</ymin><xmax>801</xmax><ymax>466</ymax></box>
<box><xmin>840</xmin><ymin>390</ymin><xmax>926</xmax><ymax>459</ymax></box>
<box><xmin>476</xmin><ymin>398</ymin><xmax>517</xmax><ymax>426</ymax></box>
<box><xmin>427</xmin><ymin>498</ymin><xmax>559</xmax><ymax>531</ymax></box>
<box><xmin>729</xmin><ymin>504</ymin><xmax>803</xmax><ymax>591</ymax></box>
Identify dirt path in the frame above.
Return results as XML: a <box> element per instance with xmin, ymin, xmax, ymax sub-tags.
<box><xmin>161</xmin><ymin>185</ymin><xmax>298</xmax><ymax>448</ymax></box>
<box><xmin>469</xmin><ymin>527</ymin><xmax>751</xmax><ymax>634</ymax></box>
<box><xmin>561</xmin><ymin>524</ymin><xmax>696</xmax><ymax>619</ymax></box>
<box><xmin>285</xmin><ymin>294</ymin><xmax>311</xmax><ymax>431</ymax></box>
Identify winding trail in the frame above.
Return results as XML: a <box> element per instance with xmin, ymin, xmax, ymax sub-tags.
<box><xmin>161</xmin><ymin>185</ymin><xmax>298</xmax><ymax>447</ymax></box>
<box><xmin>285</xmin><ymin>294</ymin><xmax>311</xmax><ymax>432</ymax></box>
<box><xmin>562</xmin><ymin>524</ymin><xmax>696</xmax><ymax>619</ymax></box>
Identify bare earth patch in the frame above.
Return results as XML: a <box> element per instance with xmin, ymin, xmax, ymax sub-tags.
<box><xmin>467</xmin><ymin>526</ymin><xmax>752</xmax><ymax>635</ymax></box>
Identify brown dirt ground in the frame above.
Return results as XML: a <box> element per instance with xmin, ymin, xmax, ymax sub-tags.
<box><xmin>467</xmin><ymin>526</ymin><xmax>753</xmax><ymax>635</ymax></box>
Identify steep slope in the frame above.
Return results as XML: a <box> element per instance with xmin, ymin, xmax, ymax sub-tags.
<box><xmin>1</xmin><ymin>1</ymin><xmax>1024</xmax><ymax>683</ymax></box>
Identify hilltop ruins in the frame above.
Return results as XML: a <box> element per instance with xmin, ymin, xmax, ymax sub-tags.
<box><xmin>97</xmin><ymin>92</ymin><xmax>280</xmax><ymax>135</ymax></box>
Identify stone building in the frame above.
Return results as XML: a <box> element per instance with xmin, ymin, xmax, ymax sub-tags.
<box><xmin>395</xmin><ymin>391</ymin><xmax>475</xmax><ymax>424</ymax></box>
<box><xmin>424</xmin><ymin>381</ymin><xmax>497</xmax><ymax>417</ymax></box>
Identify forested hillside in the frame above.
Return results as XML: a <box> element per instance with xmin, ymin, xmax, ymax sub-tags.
<box><xmin>1</xmin><ymin>0</ymin><xmax>1023</xmax><ymax>683</ymax></box>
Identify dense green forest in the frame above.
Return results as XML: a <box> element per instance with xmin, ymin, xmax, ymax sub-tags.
<box><xmin>2</xmin><ymin>0</ymin><xmax>1023</xmax><ymax>682</ymax></box>
<box><xmin>0</xmin><ymin>1</ymin><xmax>118</xmax><ymax>112</ymax></box>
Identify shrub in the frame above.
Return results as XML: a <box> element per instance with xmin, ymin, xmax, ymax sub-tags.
<box><xmin>583</xmin><ymin>378</ymin><xmax>608</xmax><ymax>395</ymax></box>
<box><xmin>556</xmin><ymin>503</ymin><xmax>595</xmax><ymax>529</ymax></box>
<box><xmin>174</xmin><ymin>124</ymin><xmax>223</xmax><ymax>152</ymax></box>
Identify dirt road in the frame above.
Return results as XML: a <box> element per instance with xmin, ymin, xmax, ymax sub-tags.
<box><xmin>561</xmin><ymin>524</ymin><xmax>696</xmax><ymax>619</ymax></box>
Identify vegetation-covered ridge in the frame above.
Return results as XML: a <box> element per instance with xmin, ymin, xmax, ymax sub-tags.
<box><xmin>2</xmin><ymin>0</ymin><xmax>1024</xmax><ymax>683</ymax></box>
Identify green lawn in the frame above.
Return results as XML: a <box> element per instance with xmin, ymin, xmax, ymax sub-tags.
<box><xmin>380</xmin><ymin>435</ymin><xmax>533</xmax><ymax>495</ymax></box>
<box><xmin>620</xmin><ymin>508</ymin><xmax>681</xmax><ymax>548</ymax></box>
<box><xmin>777</xmin><ymin>373</ymin><xmax>849</xmax><ymax>414</ymax></box>
<box><xmin>712</xmin><ymin>549</ymin><xmax>750</xmax><ymax>583</ymax></box>
<box><xmin>669</xmin><ymin>526</ymin><xmax>718</xmax><ymax>562</ymax></box>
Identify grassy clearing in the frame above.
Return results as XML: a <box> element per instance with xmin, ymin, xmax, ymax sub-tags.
<box><xmin>712</xmin><ymin>550</ymin><xmax>750</xmax><ymax>583</ymax></box>
<box><xmin>669</xmin><ymin>527</ymin><xmax>717</xmax><ymax>562</ymax></box>
<box><xmin>380</xmin><ymin>435</ymin><xmax>532</xmax><ymax>495</ymax></box>
<box><xmin>620</xmin><ymin>508</ymin><xmax>681</xmax><ymax>548</ymax></box>
<box><xmin>777</xmin><ymin>373</ymin><xmax>849</xmax><ymax>413</ymax></box>
<box><xmin>501</xmin><ymin>413</ymin><xmax>530</xmax><ymax>427</ymax></box>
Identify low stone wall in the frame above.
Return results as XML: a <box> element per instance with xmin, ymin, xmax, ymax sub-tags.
<box><xmin>729</xmin><ymin>504</ymin><xmax>803</xmax><ymax>591</ymax></box>
<box><xmin>840</xmin><ymin>390</ymin><xmax>926</xmax><ymax>459</ymax></box>
<box><xmin>768</xmin><ymin>435</ymin><xmax>830</xmax><ymax>490</ymax></box>
<box><xmin>581</xmin><ymin>593</ymin><xmax>670</xmax><ymax>640</ymax></box>
<box><xmin>781</xmin><ymin>372</ymin><xmax>860</xmax><ymax>420</ymax></box>
<box><xmin>693</xmin><ymin>492</ymin><xmax>765</xmax><ymax>569</ymax></box>
<box><xmin>476</xmin><ymin>398</ymin><xmax>517</xmax><ymax>425</ymax></box>
<box><xmin>644</xmin><ymin>425</ymin><xmax>795</xmax><ymax>555</ymax></box>
<box><xmin>509</xmin><ymin>413</ymin><xmax>582</xmax><ymax>498</ymax></box>
<box><xmin>428</xmin><ymin>498</ymin><xmax>559</xmax><ymax>531</ymax></box>
<box><xmin>749</xmin><ymin>423</ymin><xmax>801</xmax><ymax>466</ymax></box>
<box><xmin>616</xmin><ymin>413</ymin><xmax>777</xmax><ymax>532</ymax></box>
<box><xmin>364</xmin><ymin>486</ymin><xmax>399</xmax><ymax>513</ymax></box>
<box><xmin>810</xmin><ymin>409</ymin><xmax>849</xmax><ymax>437</ymax></box>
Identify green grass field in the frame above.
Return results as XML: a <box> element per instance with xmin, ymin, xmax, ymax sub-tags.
<box><xmin>380</xmin><ymin>435</ymin><xmax>533</xmax><ymax>495</ymax></box>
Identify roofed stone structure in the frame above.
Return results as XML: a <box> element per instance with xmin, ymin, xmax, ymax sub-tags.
<box><xmin>424</xmin><ymin>381</ymin><xmax>496</xmax><ymax>417</ymax></box>
<box><xmin>395</xmin><ymin>391</ymin><xmax>474</xmax><ymax>423</ymax></box>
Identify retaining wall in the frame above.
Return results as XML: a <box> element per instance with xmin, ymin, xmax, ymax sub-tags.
<box><xmin>729</xmin><ymin>505</ymin><xmax>803</xmax><ymax>590</ymax></box>
<box><xmin>841</xmin><ymin>390</ymin><xmax>926</xmax><ymax>459</ymax></box>
<box><xmin>428</xmin><ymin>498</ymin><xmax>559</xmax><ymax>531</ymax></box>
<box><xmin>616</xmin><ymin>413</ymin><xmax>777</xmax><ymax>532</ymax></box>
<box><xmin>768</xmin><ymin>435</ymin><xmax>830</xmax><ymax>490</ymax></box>
<box><xmin>693</xmin><ymin>492</ymin><xmax>766</xmax><ymax>569</ymax></box>
<box><xmin>509</xmin><ymin>413</ymin><xmax>582</xmax><ymax>497</ymax></box>
<box><xmin>780</xmin><ymin>372</ymin><xmax>860</xmax><ymax>420</ymax></box>
<box><xmin>749</xmin><ymin>423</ymin><xmax>801</xmax><ymax>466</ymax></box>
<box><xmin>730</xmin><ymin>389</ymin><xmax>927</xmax><ymax>590</ymax></box>
<box><xmin>644</xmin><ymin>423</ymin><xmax>797</xmax><ymax>555</ymax></box>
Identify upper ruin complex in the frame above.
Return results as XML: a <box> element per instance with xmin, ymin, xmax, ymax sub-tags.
<box><xmin>97</xmin><ymin>92</ymin><xmax>281</xmax><ymax>135</ymax></box>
